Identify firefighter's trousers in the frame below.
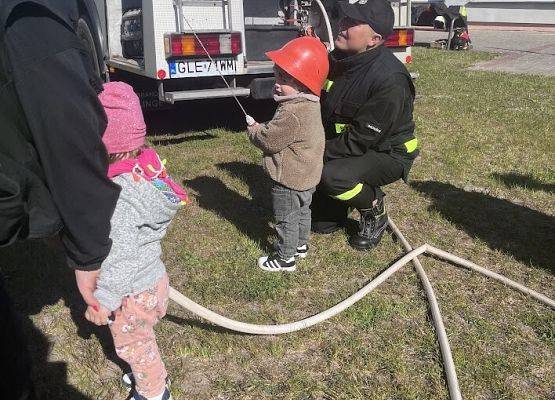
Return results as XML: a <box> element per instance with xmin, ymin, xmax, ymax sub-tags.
<box><xmin>311</xmin><ymin>149</ymin><xmax>410</xmax><ymax>232</ymax></box>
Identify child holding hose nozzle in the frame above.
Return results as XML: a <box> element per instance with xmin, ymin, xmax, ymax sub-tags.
<box><xmin>84</xmin><ymin>82</ymin><xmax>189</xmax><ymax>400</ymax></box>
<box><xmin>246</xmin><ymin>37</ymin><xmax>328</xmax><ymax>271</ymax></box>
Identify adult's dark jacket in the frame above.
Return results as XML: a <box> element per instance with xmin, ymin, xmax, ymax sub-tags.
<box><xmin>0</xmin><ymin>0</ymin><xmax>119</xmax><ymax>270</ymax></box>
<box><xmin>321</xmin><ymin>44</ymin><xmax>418</xmax><ymax>166</ymax></box>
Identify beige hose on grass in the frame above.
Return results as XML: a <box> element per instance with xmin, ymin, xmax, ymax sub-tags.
<box><xmin>168</xmin><ymin>218</ymin><xmax>553</xmax><ymax>399</ymax></box>
<box><xmin>169</xmin><ymin>244</ymin><xmax>428</xmax><ymax>335</ymax></box>
<box><xmin>388</xmin><ymin>219</ymin><xmax>462</xmax><ymax>400</ymax></box>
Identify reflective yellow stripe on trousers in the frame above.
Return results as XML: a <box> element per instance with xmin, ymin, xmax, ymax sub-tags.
<box><xmin>333</xmin><ymin>138</ymin><xmax>417</xmax><ymax>201</ymax></box>
<box><xmin>404</xmin><ymin>138</ymin><xmax>418</xmax><ymax>153</ymax></box>
<box><xmin>334</xmin><ymin>183</ymin><xmax>364</xmax><ymax>201</ymax></box>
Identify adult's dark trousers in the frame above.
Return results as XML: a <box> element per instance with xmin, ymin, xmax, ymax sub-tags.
<box><xmin>311</xmin><ymin>150</ymin><xmax>408</xmax><ymax>232</ymax></box>
<box><xmin>0</xmin><ymin>274</ymin><xmax>36</xmax><ymax>400</ymax></box>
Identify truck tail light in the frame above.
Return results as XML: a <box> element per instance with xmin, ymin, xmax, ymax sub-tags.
<box><xmin>164</xmin><ymin>32</ymin><xmax>242</xmax><ymax>58</ymax></box>
<box><xmin>384</xmin><ymin>29</ymin><xmax>415</xmax><ymax>47</ymax></box>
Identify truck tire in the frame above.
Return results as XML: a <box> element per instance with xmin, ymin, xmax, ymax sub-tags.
<box><xmin>76</xmin><ymin>17</ymin><xmax>102</xmax><ymax>77</ymax></box>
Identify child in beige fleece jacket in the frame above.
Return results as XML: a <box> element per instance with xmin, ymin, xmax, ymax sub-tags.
<box><xmin>246</xmin><ymin>37</ymin><xmax>329</xmax><ymax>272</ymax></box>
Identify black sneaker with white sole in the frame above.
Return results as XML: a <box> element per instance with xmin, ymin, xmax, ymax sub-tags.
<box><xmin>123</xmin><ymin>373</ymin><xmax>171</xmax><ymax>391</ymax></box>
<box><xmin>129</xmin><ymin>385</ymin><xmax>173</xmax><ymax>400</ymax></box>
<box><xmin>294</xmin><ymin>244</ymin><xmax>309</xmax><ymax>259</ymax></box>
<box><xmin>258</xmin><ymin>254</ymin><xmax>296</xmax><ymax>272</ymax></box>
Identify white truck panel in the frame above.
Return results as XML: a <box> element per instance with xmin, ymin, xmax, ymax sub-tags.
<box><xmin>138</xmin><ymin>0</ymin><xmax>247</xmax><ymax>78</ymax></box>
<box><xmin>390</xmin><ymin>1</ymin><xmax>413</xmax><ymax>63</ymax></box>
<box><xmin>106</xmin><ymin>1</ymin><xmax>124</xmax><ymax>60</ymax></box>
<box><xmin>391</xmin><ymin>1</ymin><xmax>412</xmax><ymax>27</ymax></box>
<box><xmin>102</xmin><ymin>1</ymin><xmax>247</xmax><ymax>79</ymax></box>
<box><xmin>104</xmin><ymin>1</ymin><xmax>146</xmax><ymax>75</ymax></box>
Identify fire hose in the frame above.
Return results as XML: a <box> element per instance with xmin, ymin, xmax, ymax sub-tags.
<box><xmin>168</xmin><ymin>217</ymin><xmax>554</xmax><ymax>400</ymax></box>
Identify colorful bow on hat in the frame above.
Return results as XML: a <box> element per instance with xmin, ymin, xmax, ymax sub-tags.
<box><xmin>108</xmin><ymin>148</ymin><xmax>189</xmax><ymax>205</ymax></box>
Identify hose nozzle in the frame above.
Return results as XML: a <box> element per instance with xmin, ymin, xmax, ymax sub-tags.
<box><xmin>246</xmin><ymin>115</ymin><xmax>256</xmax><ymax>126</ymax></box>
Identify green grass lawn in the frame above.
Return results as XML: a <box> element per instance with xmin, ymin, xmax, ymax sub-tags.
<box><xmin>2</xmin><ymin>48</ymin><xmax>554</xmax><ymax>399</ymax></box>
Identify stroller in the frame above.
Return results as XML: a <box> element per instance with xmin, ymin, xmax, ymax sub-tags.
<box><xmin>432</xmin><ymin>24</ymin><xmax>472</xmax><ymax>51</ymax></box>
<box><xmin>412</xmin><ymin>1</ymin><xmax>472</xmax><ymax>50</ymax></box>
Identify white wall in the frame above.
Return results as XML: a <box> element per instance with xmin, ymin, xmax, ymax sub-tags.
<box><xmin>466</xmin><ymin>1</ymin><xmax>555</xmax><ymax>25</ymax></box>
<box><xmin>412</xmin><ymin>0</ymin><xmax>555</xmax><ymax>25</ymax></box>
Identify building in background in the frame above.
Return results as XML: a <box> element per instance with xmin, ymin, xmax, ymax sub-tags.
<box><xmin>465</xmin><ymin>0</ymin><xmax>555</xmax><ymax>29</ymax></box>
<box><xmin>412</xmin><ymin>0</ymin><xmax>555</xmax><ymax>29</ymax></box>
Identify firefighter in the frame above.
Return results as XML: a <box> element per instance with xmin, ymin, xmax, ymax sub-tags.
<box><xmin>1</xmin><ymin>1</ymin><xmax>119</xmax><ymax>397</ymax></box>
<box><xmin>311</xmin><ymin>0</ymin><xmax>419</xmax><ymax>251</ymax></box>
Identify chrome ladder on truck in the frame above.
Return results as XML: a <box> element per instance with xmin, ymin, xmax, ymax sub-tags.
<box><xmin>391</xmin><ymin>0</ymin><xmax>412</xmax><ymax>28</ymax></box>
<box><xmin>161</xmin><ymin>0</ymin><xmax>248</xmax><ymax>103</ymax></box>
<box><xmin>173</xmin><ymin>0</ymin><xmax>234</xmax><ymax>32</ymax></box>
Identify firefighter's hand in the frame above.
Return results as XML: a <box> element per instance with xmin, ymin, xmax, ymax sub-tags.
<box><xmin>75</xmin><ymin>269</ymin><xmax>100</xmax><ymax>309</ymax></box>
<box><xmin>85</xmin><ymin>304</ymin><xmax>112</xmax><ymax>326</ymax></box>
<box><xmin>304</xmin><ymin>26</ymin><xmax>316</xmax><ymax>37</ymax></box>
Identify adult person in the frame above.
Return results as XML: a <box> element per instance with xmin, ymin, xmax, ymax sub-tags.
<box><xmin>311</xmin><ymin>0</ymin><xmax>419</xmax><ymax>251</ymax></box>
<box><xmin>0</xmin><ymin>1</ymin><xmax>120</xmax><ymax>398</ymax></box>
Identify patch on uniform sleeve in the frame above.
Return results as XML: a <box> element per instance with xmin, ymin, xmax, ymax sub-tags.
<box><xmin>365</xmin><ymin>123</ymin><xmax>382</xmax><ymax>133</ymax></box>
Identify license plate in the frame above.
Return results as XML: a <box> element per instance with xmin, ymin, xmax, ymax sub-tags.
<box><xmin>168</xmin><ymin>58</ymin><xmax>237</xmax><ymax>78</ymax></box>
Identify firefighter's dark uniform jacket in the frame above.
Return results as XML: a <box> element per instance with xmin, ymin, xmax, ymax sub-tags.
<box><xmin>311</xmin><ymin>44</ymin><xmax>418</xmax><ymax>224</ymax></box>
<box><xmin>0</xmin><ymin>0</ymin><xmax>120</xmax><ymax>270</ymax></box>
<box><xmin>1</xmin><ymin>4</ymin><xmax>119</xmax><ymax>398</ymax></box>
<box><xmin>322</xmin><ymin>44</ymin><xmax>418</xmax><ymax>169</ymax></box>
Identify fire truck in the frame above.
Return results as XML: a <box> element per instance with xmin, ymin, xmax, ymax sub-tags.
<box><xmin>77</xmin><ymin>1</ymin><xmax>414</xmax><ymax>108</ymax></box>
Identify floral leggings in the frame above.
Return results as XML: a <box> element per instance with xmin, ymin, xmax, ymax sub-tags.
<box><xmin>109</xmin><ymin>274</ymin><xmax>169</xmax><ymax>398</ymax></box>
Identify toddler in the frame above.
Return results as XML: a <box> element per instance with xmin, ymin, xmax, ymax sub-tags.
<box><xmin>85</xmin><ymin>82</ymin><xmax>188</xmax><ymax>400</ymax></box>
<box><xmin>247</xmin><ymin>37</ymin><xmax>329</xmax><ymax>271</ymax></box>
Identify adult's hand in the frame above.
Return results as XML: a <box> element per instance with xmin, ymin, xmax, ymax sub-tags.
<box><xmin>75</xmin><ymin>269</ymin><xmax>100</xmax><ymax>309</ymax></box>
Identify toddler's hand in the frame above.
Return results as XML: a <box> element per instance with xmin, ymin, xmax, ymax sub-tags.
<box><xmin>246</xmin><ymin>123</ymin><xmax>260</xmax><ymax>134</ymax></box>
<box><xmin>245</xmin><ymin>115</ymin><xmax>256</xmax><ymax>126</ymax></box>
<box><xmin>246</xmin><ymin>117</ymin><xmax>259</xmax><ymax>135</ymax></box>
<box><xmin>85</xmin><ymin>304</ymin><xmax>112</xmax><ymax>326</ymax></box>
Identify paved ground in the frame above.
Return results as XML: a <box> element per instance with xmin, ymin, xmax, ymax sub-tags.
<box><xmin>415</xmin><ymin>29</ymin><xmax>555</xmax><ymax>76</ymax></box>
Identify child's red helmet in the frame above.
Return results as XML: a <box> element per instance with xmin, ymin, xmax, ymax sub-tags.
<box><xmin>265</xmin><ymin>37</ymin><xmax>329</xmax><ymax>96</ymax></box>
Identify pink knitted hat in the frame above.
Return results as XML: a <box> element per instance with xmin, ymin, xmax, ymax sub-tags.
<box><xmin>99</xmin><ymin>82</ymin><xmax>146</xmax><ymax>154</ymax></box>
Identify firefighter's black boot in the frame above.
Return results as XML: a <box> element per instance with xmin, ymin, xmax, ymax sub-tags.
<box><xmin>348</xmin><ymin>197</ymin><xmax>388</xmax><ymax>251</ymax></box>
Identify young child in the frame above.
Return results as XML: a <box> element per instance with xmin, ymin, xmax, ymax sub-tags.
<box><xmin>247</xmin><ymin>37</ymin><xmax>329</xmax><ymax>272</ymax></box>
<box><xmin>84</xmin><ymin>82</ymin><xmax>188</xmax><ymax>400</ymax></box>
